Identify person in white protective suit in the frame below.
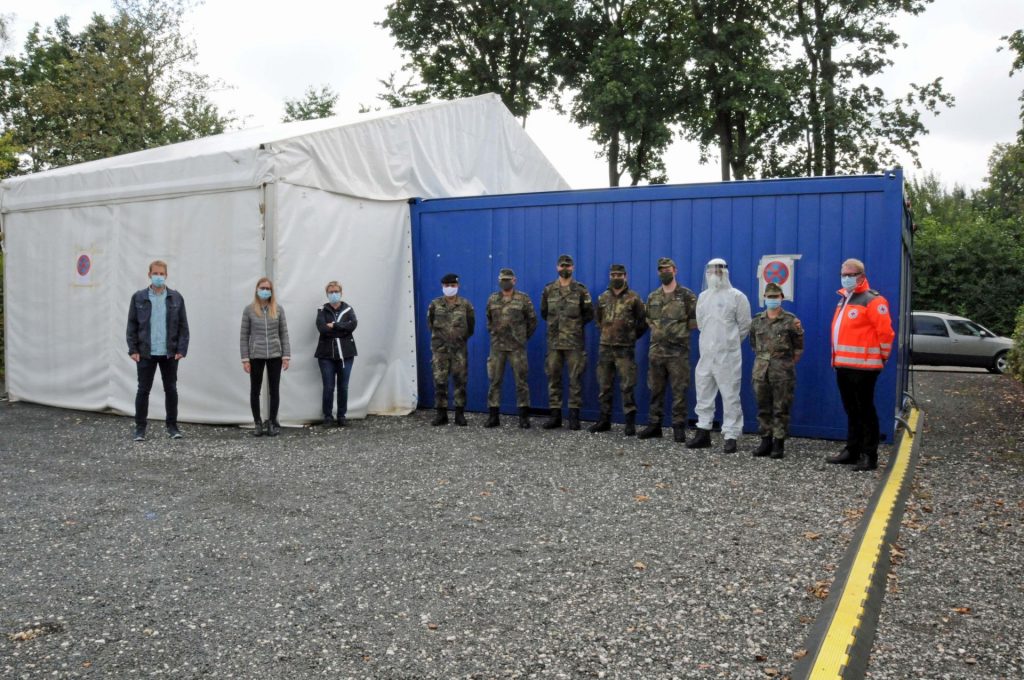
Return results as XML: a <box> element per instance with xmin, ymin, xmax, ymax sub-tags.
<box><xmin>687</xmin><ymin>258</ymin><xmax>752</xmax><ymax>452</ymax></box>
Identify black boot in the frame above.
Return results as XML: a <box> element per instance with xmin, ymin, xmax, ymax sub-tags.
<box><xmin>770</xmin><ymin>438</ymin><xmax>785</xmax><ymax>459</ymax></box>
<box><xmin>686</xmin><ymin>428</ymin><xmax>712</xmax><ymax>449</ymax></box>
<box><xmin>588</xmin><ymin>412</ymin><xmax>611</xmax><ymax>433</ymax></box>
<box><xmin>826</xmin><ymin>446</ymin><xmax>858</xmax><ymax>464</ymax></box>
<box><xmin>431</xmin><ymin>408</ymin><xmax>448</xmax><ymax>426</ymax></box>
<box><xmin>623</xmin><ymin>412</ymin><xmax>636</xmax><ymax>436</ymax></box>
<box><xmin>637</xmin><ymin>423</ymin><xmax>662</xmax><ymax>439</ymax></box>
<box><xmin>253</xmin><ymin>419</ymin><xmax>264</xmax><ymax>437</ymax></box>
<box><xmin>753</xmin><ymin>436</ymin><xmax>772</xmax><ymax>457</ymax></box>
<box><xmin>672</xmin><ymin>423</ymin><xmax>687</xmax><ymax>443</ymax></box>
<box><xmin>484</xmin><ymin>407</ymin><xmax>500</xmax><ymax>428</ymax></box>
<box><xmin>723</xmin><ymin>439</ymin><xmax>737</xmax><ymax>453</ymax></box>
<box><xmin>268</xmin><ymin>420</ymin><xmax>281</xmax><ymax>437</ymax></box>
<box><xmin>853</xmin><ymin>451</ymin><xmax>878</xmax><ymax>471</ymax></box>
<box><xmin>518</xmin><ymin>407</ymin><xmax>531</xmax><ymax>429</ymax></box>
<box><xmin>453</xmin><ymin>407</ymin><xmax>468</xmax><ymax>426</ymax></box>
<box><xmin>542</xmin><ymin>408</ymin><xmax>562</xmax><ymax>429</ymax></box>
<box><xmin>568</xmin><ymin>409</ymin><xmax>581</xmax><ymax>431</ymax></box>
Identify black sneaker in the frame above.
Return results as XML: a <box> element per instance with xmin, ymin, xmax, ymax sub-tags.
<box><xmin>336</xmin><ymin>417</ymin><xmax>348</xmax><ymax>428</ymax></box>
<box><xmin>133</xmin><ymin>425</ymin><xmax>146</xmax><ymax>441</ymax></box>
<box><xmin>167</xmin><ymin>424</ymin><xmax>183</xmax><ymax>439</ymax></box>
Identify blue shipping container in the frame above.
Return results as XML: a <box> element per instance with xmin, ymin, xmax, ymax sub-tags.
<box><xmin>410</xmin><ymin>172</ymin><xmax>911</xmax><ymax>442</ymax></box>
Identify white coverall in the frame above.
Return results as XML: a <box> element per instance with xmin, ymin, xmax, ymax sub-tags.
<box><xmin>695</xmin><ymin>274</ymin><xmax>752</xmax><ymax>439</ymax></box>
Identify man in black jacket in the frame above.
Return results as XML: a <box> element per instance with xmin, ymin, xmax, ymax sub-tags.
<box><xmin>126</xmin><ymin>260</ymin><xmax>190</xmax><ymax>441</ymax></box>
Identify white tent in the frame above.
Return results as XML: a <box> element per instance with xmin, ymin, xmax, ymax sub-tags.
<box><xmin>0</xmin><ymin>94</ymin><xmax>569</xmax><ymax>424</ymax></box>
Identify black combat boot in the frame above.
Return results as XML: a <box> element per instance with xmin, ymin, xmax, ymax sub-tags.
<box><xmin>686</xmin><ymin>428</ymin><xmax>712</xmax><ymax>449</ymax></box>
<box><xmin>484</xmin><ymin>407</ymin><xmax>500</xmax><ymax>428</ymax></box>
<box><xmin>542</xmin><ymin>408</ymin><xmax>562</xmax><ymax>429</ymax></box>
<box><xmin>518</xmin><ymin>407</ymin><xmax>531</xmax><ymax>429</ymax></box>
<box><xmin>253</xmin><ymin>419</ymin><xmax>264</xmax><ymax>437</ymax></box>
<box><xmin>825</xmin><ymin>446</ymin><xmax>858</xmax><ymax>464</ymax></box>
<box><xmin>753</xmin><ymin>436</ymin><xmax>772</xmax><ymax>457</ymax></box>
<box><xmin>453</xmin><ymin>407</ymin><xmax>468</xmax><ymax>426</ymax></box>
<box><xmin>672</xmin><ymin>423</ymin><xmax>687</xmax><ymax>443</ymax></box>
<box><xmin>618</xmin><ymin>411</ymin><xmax>634</xmax><ymax>438</ymax></box>
<box><xmin>268</xmin><ymin>420</ymin><xmax>281</xmax><ymax>437</ymax></box>
<box><xmin>431</xmin><ymin>408</ymin><xmax>448</xmax><ymax>426</ymax></box>
<box><xmin>588</xmin><ymin>412</ymin><xmax>611</xmax><ymax>433</ymax></box>
<box><xmin>723</xmin><ymin>439</ymin><xmax>737</xmax><ymax>453</ymax></box>
<box><xmin>568</xmin><ymin>409</ymin><xmax>581</xmax><ymax>431</ymax></box>
<box><xmin>770</xmin><ymin>438</ymin><xmax>785</xmax><ymax>459</ymax></box>
<box><xmin>853</xmin><ymin>450</ymin><xmax>878</xmax><ymax>471</ymax></box>
<box><xmin>637</xmin><ymin>423</ymin><xmax>662</xmax><ymax>439</ymax></box>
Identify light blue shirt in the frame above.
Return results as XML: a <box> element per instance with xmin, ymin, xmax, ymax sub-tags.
<box><xmin>148</xmin><ymin>288</ymin><xmax>168</xmax><ymax>356</ymax></box>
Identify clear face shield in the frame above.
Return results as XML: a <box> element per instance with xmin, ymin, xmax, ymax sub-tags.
<box><xmin>702</xmin><ymin>260</ymin><xmax>731</xmax><ymax>292</ymax></box>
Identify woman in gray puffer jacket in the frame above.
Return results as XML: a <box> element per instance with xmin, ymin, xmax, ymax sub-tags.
<box><xmin>240</xmin><ymin>277</ymin><xmax>291</xmax><ymax>436</ymax></box>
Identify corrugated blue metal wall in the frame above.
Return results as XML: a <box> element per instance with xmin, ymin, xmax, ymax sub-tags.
<box><xmin>410</xmin><ymin>172</ymin><xmax>909</xmax><ymax>441</ymax></box>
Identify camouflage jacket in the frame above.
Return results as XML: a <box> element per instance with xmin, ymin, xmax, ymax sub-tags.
<box><xmin>595</xmin><ymin>287</ymin><xmax>648</xmax><ymax>347</ymax></box>
<box><xmin>486</xmin><ymin>290</ymin><xmax>538</xmax><ymax>351</ymax></box>
<box><xmin>540</xmin><ymin>279</ymin><xmax>594</xmax><ymax>350</ymax></box>
<box><xmin>427</xmin><ymin>296</ymin><xmax>475</xmax><ymax>350</ymax></box>
<box><xmin>749</xmin><ymin>310</ymin><xmax>804</xmax><ymax>380</ymax></box>
<box><xmin>646</xmin><ymin>285</ymin><xmax>698</xmax><ymax>357</ymax></box>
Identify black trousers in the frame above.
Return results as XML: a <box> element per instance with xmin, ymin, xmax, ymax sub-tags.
<box><xmin>836</xmin><ymin>367</ymin><xmax>881</xmax><ymax>455</ymax></box>
<box><xmin>135</xmin><ymin>356</ymin><xmax>178</xmax><ymax>427</ymax></box>
<box><xmin>250</xmin><ymin>358</ymin><xmax>283</xmax><ymax>422</ymax></box>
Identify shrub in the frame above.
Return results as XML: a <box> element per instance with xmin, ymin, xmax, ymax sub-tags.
<box><xmin>1008</xmin><ymin>302</ymin><xmax>1024</xmax><ymax>383</ymax></box>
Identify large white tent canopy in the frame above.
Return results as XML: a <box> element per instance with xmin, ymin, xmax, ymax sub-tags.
<box><xmin>0</xmin><ymin>94</ymin><xmax>568</xmax><ymax>424</ymax></box>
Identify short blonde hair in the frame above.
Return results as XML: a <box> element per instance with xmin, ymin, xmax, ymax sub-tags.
<box><xmin>149</xmin><ymin>260</ymin><xmax>168</xmax><ymax>275</ymax></box>
<box><xmin>325</xmin><ymin>280</ymin><xmax>342</xmax><ymax>294</ymax></box>
<box><xmin>842</xmin><ymin>258</ymin><xmax>865</xmax><ymax>274</ymax></box>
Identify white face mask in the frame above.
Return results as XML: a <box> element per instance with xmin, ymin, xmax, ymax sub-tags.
<box><xmin>442</xmin><ymin>286</ymin><xmax>458</xmax><ymax>298</ymax></box>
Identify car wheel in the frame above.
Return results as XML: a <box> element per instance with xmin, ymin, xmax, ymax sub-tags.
<box><xmin>989</xmin><ymin>351</ymin><xmax>1009</xmax><ymax>374</ymax></box>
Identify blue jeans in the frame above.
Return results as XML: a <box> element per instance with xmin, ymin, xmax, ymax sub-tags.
<box><xmin>136</xmin><ymin>356</ymin><xmax>178</xmax><ymax>427</ymax></box>
<box><xmin>318</xmin><ymin>357</ymin><xmax>354</xmax><ymax>419</ymax></box>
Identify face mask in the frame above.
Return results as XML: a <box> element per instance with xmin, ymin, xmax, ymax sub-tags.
<box><xmin>257</xmin><ymin>289</ymin><xmax>272</xmax><ymax>301</ymax></box>
<box><xmin>610</xmin><ymin>278</ymin><xmax>626</xmax><ymax>290</ymax></box>
<box><xmin>841</xmin><ymin>275</ymin><xmax>859</xmax><ymax>291</ymax></box>
<box><xmin>442</xmin><ymin>286</ymin><xmax>458</xmax><ymax>298</ymax></box>
<box><xmin>328</xmin><ymin>292</ymin><xmax>341</xmax><ymax>304</ymax></box>
<box><xmin>150</xmin><ymin>275</ymin><xmax>165</xmax><ymax>287</ymax></box>
<box><xmin>658</xmin><ymin>271</ymin><xmax>673</xmax><ymax>285</ymax></box>
<box><xmin>558</xmin><ymin>269</ymin><xmax>572</xmax><ymax>279</ymax></box>
<box><xmin>499</xmin><ymin>281</ymin><xmax>514</xmax><ymax>292</ymax></box>
<box><xmin>765</xmin><ymin>298</ymin><xmax>782</xmax><ymax>310</ymax></box>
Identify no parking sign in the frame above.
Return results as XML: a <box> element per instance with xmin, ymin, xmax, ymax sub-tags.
<box><xmin>757</xmin><ymin>254</ymin><xmax>800</xmax><ymax>304</ymax></box>
<box><xmin>75</xmin><ymin>252</ymin><xmax>93</xmax><ymax>285</ymax></box>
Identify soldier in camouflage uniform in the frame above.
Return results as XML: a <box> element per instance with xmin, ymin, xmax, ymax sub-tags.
<box><xmin>427</xmin><ymin>272</ymin><xmax>475</xmax><ymax>427</ymax></box>
<box><xmin>540</xmin><ymin>254</ymin><xmax>594</xmax><ymax>430</ymax></box>
<box><xmin>485</xmin><ymin>268</ymin><xmax>538</xmax><ymax>428</ymax></box>
<box><xmin>749</xmin><ymin>282</ymin><xmax>804</xmax><ymax>459</ymax></box>
<box><xmin>638</xmin><ymin>257</ymin><xmax>699</xmax><ymax>442</ymax></box>
<box><xmin>588</xmin><ymin>264</ymin><xmax>648</xmax><ymax>436</ymax></box>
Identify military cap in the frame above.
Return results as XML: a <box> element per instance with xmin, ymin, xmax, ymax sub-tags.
<box><xmin>764</xmin><ymin>282</ymin><xmax>784</xmax><ymax>296</ymax></box>
<box><xmin>557</xmin><ymin>254</ymin><xmax>574</xmax><ymax>266</ymax></box>
<box><xmin>657</xmin><ymin>257</ymin><xmax>676</xmax><ymax>269</ymax></box>
<box><xmin>440</xmin><ymin>273</ymin><xmax>459</xmax><ymax>284</ymax></box>
<box><xmin>498</xmin><ymin>268</ymin><xmax>516</xmax><ymax>280</ymax></box>
<box><xmin>609</xmin><ymin>263</ymin><xmax>627</xmax><ymax>274</ymax></box>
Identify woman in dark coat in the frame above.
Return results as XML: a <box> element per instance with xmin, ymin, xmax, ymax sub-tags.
<box><xmin>315</xmin><ymin>280</ymin><xmax>358</xmax><ymax>426</ymax></box>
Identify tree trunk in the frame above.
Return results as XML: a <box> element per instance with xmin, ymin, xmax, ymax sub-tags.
<box><xmin>608</xmin><ymin>133</ymin><xmax>620</xmax><ymax>187</ymax></box>
<box><xmin>717</xmin><ymin>110</ymin><xmax>733</xmax><ymax>181</ymax></box>
<box><xmin>822</xmin><ymin>41</ymin><xmax>837</xmax><ymax>176</ymax></box>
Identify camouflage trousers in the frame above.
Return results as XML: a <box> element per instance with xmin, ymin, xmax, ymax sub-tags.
<box><xmin>432</xmin><ymin>346</ymin><xmax>468</xmax><ymax>408</ymax></box>
<box><xmin>596</xmin><ymin>345</ymin><xmax>637</xmax><ymax>414</ymax></box>
<box><xmin>753</xmin><ymin>375</ymin><xmax>795</xmax><ymax>439</ymax></box>
<box><xmin>545</xmin><ymin>348</ymin><xmax>587</xmax><ymax>408</ymax></box>
<box><xmin>488</xmin><ymin>349</ymin><xmax>530</xmax><ymax>408</ymax></box>
<box><xmin>647</xmin><ymin>354</ymin><xmax>690</xmax><ymax>424</ymax></box>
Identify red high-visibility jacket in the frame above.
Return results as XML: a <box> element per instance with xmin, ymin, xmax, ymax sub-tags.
<box><xmin>831</xmin><ymin>277</ymin><xmax>895</xmax><ymax>370</ymax></box>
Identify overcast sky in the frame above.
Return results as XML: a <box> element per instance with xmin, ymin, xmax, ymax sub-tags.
<box><xmin>4</xmin><ymin>0</ymin><xmax>1023</xmax><ymax>190</ymax></box>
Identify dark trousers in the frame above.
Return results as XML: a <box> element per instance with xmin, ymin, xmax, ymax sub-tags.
<box><xmin>249</xmin><ymin>358</ymin><xmax>283</xmax><ymax>422</ymax></box>
<box><xmin>836</xmin><ymin>367</ymin><xmax>881</xmax><ymax>454</ymax></box>
<box><xmin>135</xmin><ymin>356</ymin><xmax>178</xmax><ymax>427</ymax></box>
<box><xmin>319</xmin><ymin>357</ymin><xmax>354</xmax><ymax>419</ymax></box>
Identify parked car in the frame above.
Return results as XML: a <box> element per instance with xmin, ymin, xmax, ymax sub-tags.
<box><xmin>910</xmin><ymin>311</ymin><xmax>1014</xmax><ymax>373</ymax></box>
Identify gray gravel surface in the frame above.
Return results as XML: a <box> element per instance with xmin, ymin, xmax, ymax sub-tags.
<box><xmin>869</xmin><ymin>370</ymin><xmax>1024</xmax><ymax>679</ymax></box>
<box><xmin>3</xmin><ymin>391</ymin><xmax>888</xmax><ymax>678</ymax></box>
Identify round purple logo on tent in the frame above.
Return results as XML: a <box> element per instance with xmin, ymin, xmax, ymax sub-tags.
<box><xmin>76</xmin><ymin>254</ymin><xmax>91</xmax><ymax>276</ymax></box>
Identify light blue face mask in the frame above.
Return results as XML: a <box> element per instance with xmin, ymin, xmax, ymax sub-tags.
<box><xmin>765</xmin><ymin>298</ymin><xmax>782</xmax><ymax>310</ymax></box>
<box><xmin>150</xmin><ymin>275</ymin><xmax>166</xmax><ymax>287</ymax></box>
<box><xmin>328</xmin><ymin>292</ymin><xmax>341</xmax><ymax>304</ymax></box>
<box><xmin>257</xmin><ymin>289</ymin><xmax>272</xmax><ymax>301</ymax></box>
<box><xmin>841</xmin><ymin>275</ymin><xmax>859</xmax><ymax>291</ymax></box>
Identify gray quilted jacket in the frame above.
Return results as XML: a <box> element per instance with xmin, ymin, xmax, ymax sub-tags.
<box><xmin>240</xmin><ymin>304</ymin><xmax>291</xmax><ymax>360</ymax></box>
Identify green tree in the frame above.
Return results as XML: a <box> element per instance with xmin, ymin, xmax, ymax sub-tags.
<box><xmin>0</xmin><ymin>0</ymin><xmax>231</xmax><ymax>175</ymax></box>
<box><xmin>1003</xmin><ymin>28</ymin><xmax>1024</xmax><ymax>133</ymax></box>
<box><xmin>282</xmin><ymin>85</ymin><xmax>339</xmax><ymax>122</ymax></box>
<box><xmin>381</xmin><ymin>0</ymin><xmax>559</xmax><ymax>125</ymax></box>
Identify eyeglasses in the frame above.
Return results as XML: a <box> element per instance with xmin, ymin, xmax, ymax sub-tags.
<box><xmin>840</xmin><ymin>271</ymin><xmax>862</xmax><ymax>277</ymax></box>
<box><xmin>258</xmin><ymin>288</ymin><xmax>272</xmax><ymax>292</ymax></box>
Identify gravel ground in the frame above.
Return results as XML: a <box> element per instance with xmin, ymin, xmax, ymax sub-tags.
<box><xmin>0</xmin><ymin>371</ymin><xmax>1000</xmax><ymax>679</ymax></box>
<box><xmin>868</xmin><ymin>370</ymin><xmax>1024</xmax><ymax>679</ymax></box>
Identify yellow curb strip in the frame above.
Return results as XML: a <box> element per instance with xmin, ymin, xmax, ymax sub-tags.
<box><xmin>808</xmin><ymin>407</ymin><xmax>920</xmax><ymax>679</ymax></box>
